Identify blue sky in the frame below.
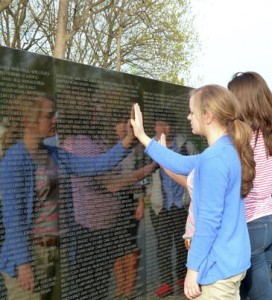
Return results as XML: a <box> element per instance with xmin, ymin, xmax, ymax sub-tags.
<box><xmin>187</xmin><ymin>0</ymin><xmax>272</xmax><ymax>89</ymax></box>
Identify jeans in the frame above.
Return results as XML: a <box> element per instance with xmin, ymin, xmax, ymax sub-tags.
<box><xmin>240</xmin><ymin>215</ymin><xmax>272</xmax><ymax>300</ymax></box>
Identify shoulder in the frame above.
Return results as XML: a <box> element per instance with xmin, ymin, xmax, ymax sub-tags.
<box><xmin>1</xmin><ymin>141</ymin><xmax>28</xmax><ymax>163</ymax></box>
<box><xmin>203</xmin><ymin>141</ymin><xmax>237</xmax><ymax>162</ymax></box>
<box><xmin>63</xmin><ymin>135</ymin><xmax>108</xmax><ymax>155</ymax></box>
<box><xmin>199</xmin><ymin>139</ymin><xmax>239</xmax><ymax>174</ymax></box>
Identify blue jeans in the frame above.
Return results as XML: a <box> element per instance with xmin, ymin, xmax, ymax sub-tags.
<box><xmin>240</xmin><ymin>215</ymin><xmax>272</xmax><ymax>300</ymax></box>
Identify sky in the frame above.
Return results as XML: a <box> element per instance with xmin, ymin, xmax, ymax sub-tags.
<box><xmin>187</xmin><ymin>0</ymin><xmax>272</xmax><ymax>89</ymax></box>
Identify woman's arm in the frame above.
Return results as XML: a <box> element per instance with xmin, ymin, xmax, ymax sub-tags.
<box><xmin>60</xmin><ymin>116</ymin><xmax>135</xmax><ymax>176</ymax></box>
<box><xmin>131</xmin><ymin>103</ymin><xmax>198</xmax><ymax>175</ymax></box>
<box><xmin>135</xmin><ymin>196</ymin><xmax>145</xmax><ymax>220</ymax></box>
<box><xmin>59</xmin><ymin>140</ymin><xmax>132</xmax><ymax>176</ymax></box>
<box><xmin>187</xmin><ymin>156</ymin><xmax>228</xmax><ymax>271</ymax></box>
<box><xmin>104</xmin><ymin>162</ymin><xmax>158</xmax><ymax>193</ymax></box>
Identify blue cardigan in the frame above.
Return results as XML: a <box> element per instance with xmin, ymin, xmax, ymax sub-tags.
<box><xmin>145</xmin><ymin>135</ymin><xmax>251</xmax><ymax>284</ymax></box>
<box><xmin>0</xmin><ymin>140</ymin><xmax>130</xmax><ymax>277</ymax></box>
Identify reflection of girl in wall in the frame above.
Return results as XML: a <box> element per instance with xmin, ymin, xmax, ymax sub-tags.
<box><xmin>131</xmin><ymin>85</ymin><xmax>255</xmax><ymax>300</ymax></box>
<box><xmin>111</xmin><ymin>117</ymin><xmax>145</xmax><ymax>299</ymax></box>
<box><xmin>101</xmin><ymin>109</ymin><xmax>157</xmax><ymax>299</ymax></box>
<box><xmin>0</xmin><ymin>95</ymin><xmax>133</xmax><ymax>300</ymax></box>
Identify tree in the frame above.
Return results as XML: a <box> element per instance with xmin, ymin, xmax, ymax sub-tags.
<box><xmin>0</xmin><ymin>0</ymin><xmax>12</xmax><ymax>12</ymax></box>
<box><xmin>0</xmin><ymin>0</ymin><xmax>198</xmax><ymax>84</ymax></box>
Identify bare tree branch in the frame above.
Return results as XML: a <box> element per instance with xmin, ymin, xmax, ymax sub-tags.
<box><xmin>0</xmin><ymin>0</ymin><xmax>12</xmax><ymax>12</ymax></box>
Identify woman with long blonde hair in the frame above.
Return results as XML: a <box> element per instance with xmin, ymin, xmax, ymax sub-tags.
<box><xmin>131</xmin><ymin>85</ymin><xmax>255</xmax><ymax>299</ymax></box>
<box><xmin>0</xmin><ymin>94</ymin><xmax>133</xmax><ymax>300</ymax></box>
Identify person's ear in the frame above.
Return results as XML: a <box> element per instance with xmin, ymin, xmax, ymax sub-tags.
<box><xmin>204</xmin><ymin>111</ymin><xmax>214</xmax><ymax>125</ymax></box>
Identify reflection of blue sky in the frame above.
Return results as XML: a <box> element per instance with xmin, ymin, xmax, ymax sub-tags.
<box><xmin>187</xmin><ymin>0</ymin><xmax>272</xmax><ymax>89</ymax></box>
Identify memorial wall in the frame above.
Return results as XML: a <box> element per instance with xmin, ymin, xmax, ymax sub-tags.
<box><xmin>0</xmin><ymin>46</ymin><xmax>204</xmax><ymax>299</ymax></box>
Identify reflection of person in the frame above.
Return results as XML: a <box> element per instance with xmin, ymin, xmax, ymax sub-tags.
<box><xmin>0</xmin><ymin>95</ymin><xmax>133</xmax><ymax>300</ymax></box>
<box><xmin>131</xmin><ymin>85</ymin><xmax>255</xmax><ymax>300</ymax></box>
<box><xmin>62</xmin><ymin>105</ymin><xmax>155</xmax><ymax>299</ymax></box>
<box><xmin>105</xmin><ymin>109</ymin><xmax>158</xmax><ymax>299</ymax></box>
<box><xmin>160</xmin><ymin>161</ymin><xmax>193</xmax><ymax>251</ymax></box>
<box><xmin>157</xmin><ymin>151</ymin><xmax>194</xmax><ymax>251</ymax></box>
<box><xmin>161</xmin><ymin>170</ymin><xmax>194</xmax><ymax>250</ymax></box>
<box><xmin>147</xmin><ymin>110</ymin><xmax>197</xmax><ymax>297</ymax></box>
<box><xmin>228</xmin><ymin>72</ymin><xmax>272</xmax><ymax>300</ymax></box>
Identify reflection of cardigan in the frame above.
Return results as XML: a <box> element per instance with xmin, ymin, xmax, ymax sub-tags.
<box><xmin>145</xmin><ymin>135</ymin><xmax>251</xmax><ymax>285</ymax></box>
<box><xmin>0</xmin><ymin>140</ymin><xmax>130</xmax><ymax>277</ymax></box>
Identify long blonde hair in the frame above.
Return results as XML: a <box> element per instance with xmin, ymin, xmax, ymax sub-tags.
<box><xmin>1</xmin><ymin>94</ymin><xmax>53</xmax><ymax>154</ymax></box>
<box><xmin>191</xmin><ymin>85</ymin><xmax>255</xmax><ymax>197</ymax></box>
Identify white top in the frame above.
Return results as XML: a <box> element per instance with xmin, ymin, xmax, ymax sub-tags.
<box><xmin>245</xmin><ymin>131</ymin><xmax>272</xmax><ymax>222</ymax></box>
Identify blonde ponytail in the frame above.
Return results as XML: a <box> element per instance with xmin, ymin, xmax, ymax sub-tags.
<box><xmin>191</xmin><ymin>85</ymin><xmax>255</xmax><ymax>197</ymax></box>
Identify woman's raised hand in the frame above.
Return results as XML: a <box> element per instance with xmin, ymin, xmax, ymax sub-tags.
<box><xmin>130</xmin><ymin>103</ymin><xmax>151</xmax><ymax>147</ymax></box>
<box><xmin>130</xmin><ymin>104</ymin><xmax>144</xmax><ymax>138</ymax></box>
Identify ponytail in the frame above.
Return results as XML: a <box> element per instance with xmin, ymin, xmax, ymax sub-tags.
<box><xmin>229</xmin><ymin>119</ymin><xmax>255</xmax><ymax>197</ymax></box>
<box><xmin>192</xmin><ymin>85</ymin><xmax>255</xmax><ymax>198</ymax></box>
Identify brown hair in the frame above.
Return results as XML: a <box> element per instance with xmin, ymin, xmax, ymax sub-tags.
<box><xmin>228</xmin><ymin>71</ymin><xmax>272</xmax><ymax>155</ymax></box>
<box><xmin>191</xmin><ymin>85</ymin><xmax>255</xmax><ymax>197</ymax></box>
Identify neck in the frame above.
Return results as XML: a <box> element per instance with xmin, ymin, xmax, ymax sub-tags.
<box><xmin>23</xmin><ymin>133</ymin><xmax>43</xmax><ymax>154</ymax></box>
<box><xmin>206</xmin><ymin>127</ymin><xmax>227</xmax><ymax>146</ymax></box>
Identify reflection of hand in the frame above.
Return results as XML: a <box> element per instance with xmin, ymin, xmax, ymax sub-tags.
<box><xmin>135</xmin><ymin>201</ymin><xmax>145</xmax><ymax>220</ymax></box>
<box><xmin>121</xmin><ymin>120</ymin><xmax>135</xmax><ymax>148</ymax></box>
<box><xmin>18</xmin><ymin>263</ymin><xmax>35</xmax><ymax>292</ymax></box>
<box><xmin>121</xmin><ymin>105</ymin><xmax>136</xmax><ymax>148</ymax></box>
<box><xmin>126</xmin><ymin>118</ymin><xmax>136</xmax><ymax>141</ymax></box>
<box><xmin>150</xmin><ymin>161</ymin><xmax>159</xmax><ymax>172</ymax></box>
<box><xmin>184</xmin><ymin>269</ymin><xmax>201</xmax><ymax>299</ymax></box>
<box><xmin>158</xmin><ymin>133</ymin><xmax>167</xmax><ymax>147</ymax></box>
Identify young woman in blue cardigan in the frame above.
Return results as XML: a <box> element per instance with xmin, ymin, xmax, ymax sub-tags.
<box><xmin>0</xmin><ymin>95</ymin><xmax>133</xmax><ymax>300</ymax></box>
<box><xmin>131</xmin><ymin>85</ymin><xmax>255</xmax><ymax>299</ymax></box>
